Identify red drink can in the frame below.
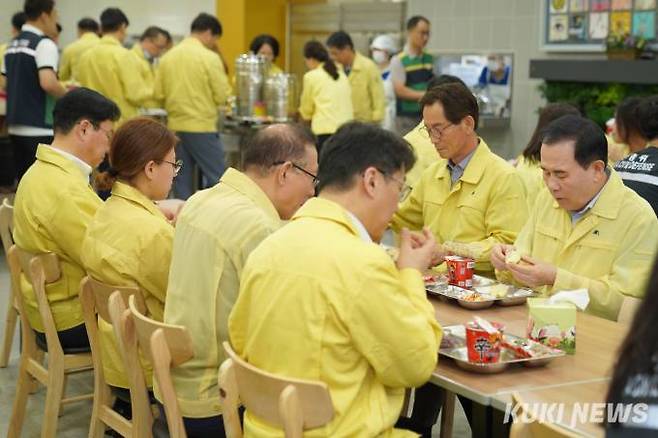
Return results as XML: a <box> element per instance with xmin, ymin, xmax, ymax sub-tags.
<box><xmin>445</xmin><ymin>256</ymin><xmax>475</xmax><ymax>288</ymax></box>
<box><xmin>465</xmin><ymin>322</ymin><xmax>504</xmax><ymax>363</ymax></box>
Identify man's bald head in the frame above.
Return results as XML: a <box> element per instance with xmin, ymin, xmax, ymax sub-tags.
<box><xmin>243</xmin><ymin>123</ymin><xmax>317</xmax><ymax>174</ymax></box>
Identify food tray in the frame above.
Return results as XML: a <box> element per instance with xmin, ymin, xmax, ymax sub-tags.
<box><xmin>426</xmin><ymin>277</ymin><xmax>535</xmax><ymax>309</ymax></box>
<box><xmin>439</xmin><ymin>325</ymin><xmax>565</xmax><ymax>374</ymax></box>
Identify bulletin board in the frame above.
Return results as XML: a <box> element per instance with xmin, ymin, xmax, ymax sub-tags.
<box><xmin>541</xmin><ymin>0</ymin><xmax>658</xmax><ymax>51</ymax></box>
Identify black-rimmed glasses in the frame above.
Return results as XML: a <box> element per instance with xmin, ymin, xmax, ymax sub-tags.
<box><xmin>272</xmin><ymin>161</ymin><xmax>319</xmax><ymax>187</ymax></box>
<box><xmin>160</xmin><ymin>159</ymin><xmax>183</xmax><ymax>177</ymax></box>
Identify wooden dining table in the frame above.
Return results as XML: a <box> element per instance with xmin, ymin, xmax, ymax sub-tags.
<box><xmin>429</xmin><ymin>296</ymin><xmax>630</xmax><ymax>437</ymax></box>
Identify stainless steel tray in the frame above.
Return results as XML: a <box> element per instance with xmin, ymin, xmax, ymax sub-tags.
<box><xmin>439</xmin><ymin>325</ymin><xmax>565</xmax><ymax>374</ymax></box>
<box><xmin>426</xmin><ymin>279</ymin><xmax>535</xmax><ymax>309</ymax></box>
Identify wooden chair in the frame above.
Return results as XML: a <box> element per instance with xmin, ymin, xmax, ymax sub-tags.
<box><xmin>127</xmin><ymin>294</ymin><xmax>194</xmax><ymax>438</ymax></box>
<box><xmin>6</xmin><ymin>245</ymin><xmax>93</xmax><ymax>438</ymax></box>
<box><xmin>0</xmin><ymin>197</ymin><xmax>17</xmax><ymax>367</ymax></box>
<box><xmin>617</xmin><ymin>296</ymin><xmax>641</xmax><ymax>324</ymax></box>
<box><xmin>508</xmin><ymin>393</ymin><xmax>582</xmax><ymax>438</ymax></box>
<box><xmin>80</xmin><ymin>276</ymin><xmax>152</xmax><ymax>437</ymax></box>
<box><xmin>219</xmin><ymin>341</ymin><xmax>334</xmax><ymax>438</ymax></box>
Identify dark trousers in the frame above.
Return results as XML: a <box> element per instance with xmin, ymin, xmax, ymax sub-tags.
<box><xmin>34</xmin><ymin>323</ymin><xmax>90</xmax><ymax>351</ymax></box>
<box><xmin>396</xmin><ymin>383</ymin><xmax>445</xmax><ymax>437</ymax></box>
<box><xmin>10</xmin><ymin>135</ymin><xmax>52</xmax><ymax>183</ymax></box>
<box><xmin>158</xmin><ymin>403</ymin><xmax>244</xmax><ymax>438</ymax></box>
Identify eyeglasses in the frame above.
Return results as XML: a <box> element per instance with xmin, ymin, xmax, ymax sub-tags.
<box><xmin>159</xmin><ymin>159</ymin><xmax>183</xmax><ymax>177</ymax></box>
<box><xmin>376</xmin><ymin>168</ymin><xmax>411</xmax><ymax>202</ymax></box>
<box><xmin>420</xmin><ymin>122</ymin><xmax>454</xmax><ymax>140</ymax></box>
<box><xmin>273</xmin><ymin>161</ymin><xmax>319</xmax><ymax>187</ymax></box>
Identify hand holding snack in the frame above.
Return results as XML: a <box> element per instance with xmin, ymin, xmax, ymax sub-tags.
<box><xmin>491</xmin><ymin>244</ymin><xmax>515</xmax><ymax>271</ymax></box>
<box><xmin>397</xmin><ymin>227</ymin><xmax>437</xmax><ymax>272</ymax></box>
<box><xmin>507</xmin><ymin>255</ymin><xmax>557</xmax><ymax>288</ymax></box>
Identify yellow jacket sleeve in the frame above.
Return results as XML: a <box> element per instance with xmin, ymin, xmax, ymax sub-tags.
<box><xmin>553</xmin><ymin>212</ymin><xmax>658</xmax><ymax>320</ymax></box>
<box><xmin>349</xmin><ymin>264</ymin><xmax>441</xmax><ymax>388</ymax></box>
<box><xmin>390</xmin><ymin>180</ymin><xmax>426</xmax><ymax>233</ymax></box>
<box><xmin>153</xmin><ymin>68</ymin><xmax>165</xmax><ymax>107</ymax></box>
<box><xmin>59</xmin><ymin>49</ymin><xmax>72</xmax><ymax>82</ymax></box>
<box><xmin>118</xmin><ymin>50</ymin><xmax>153</xmax><ymax>107</ymax></box>
<box><xmin>208</xmin><ymin>54</ymin><xmax>231</xmax><ymax>107</ymax></box>
<box><xmin>369</xmin><ymin>66</ymin><xmax>386</xmax><ymax>123</ymax></box>
<box><xmin>495</xmin><ymin>198</ymin><xmax>537</xmax><ymax>286</ymax></box>
<box><xmin>137</xmin><ymin>227</ymin><xmax>173</xmax><ymax>316</ymax></box>
<box><xmin>299</xmin><ymin>73</ymin><xmax>315</xmax><ymax>121</ymax></box>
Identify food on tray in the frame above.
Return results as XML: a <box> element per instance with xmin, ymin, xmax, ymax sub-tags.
<box><xmin>505</xmin><ymin>249</ymin><xmax>522</xmax><ymax>264</ymax></box>
<box><xmin>502</xmin><ymin>337</ymin><xmax>555</xmax><ymax>359</ymax></box>
<box><xmin>423</xmin><ymin>274</ymin><xmax>438</xmax><ymax>285</ymax></box>
<box><xmin>478</xmin><ymin>284</ymin><xmax>509</xmax><ymax>299</ymax></box>
<box><xmin>462</xmin><ymin>292</ymin><xmax>490</xmax><ymax>302</ymax></box>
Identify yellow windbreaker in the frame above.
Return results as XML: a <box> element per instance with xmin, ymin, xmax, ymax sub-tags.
<box><xmin>404</xmin><ymin>121</ymin><xmax>439</xmax><ymax>188</ymax></box>
<box><xmin>77</xmin><ymin>35</ymin><xmax>153</xmax><ymax>125</ymax></box>
<box><xmin>299</xmin><ymin>63</ymin><xmax>353</xmax><ymax>136</ymax></box>
<box><xmin>162</xmin><ymin>168</ymin><xmax>281</xmax><ymax>417</ymax></box>
<box><xmin>497</xmin><ymin>170</ymin><xmax>658</xmax><ymax>321</ymax></box>
<box><xmin>347</xmin><ymin>51</ymin><xmax>386</xmax><ymax>123</ymax></box>
<box><xmin>58</xmin><ymin>32</ymin><xmax>100</xmax><ymax>82</ymax></box>
<box><xmin>229</xmin><ymin>197</ymin><xmax>442</xmax><ymax>437</ymax></box>
<box><xmin>391</xmin><ymin>139</ymin><xmax>528</xmax><ymax>276</ymax></box>
<box><xmin>154</xmin><ymin>37</ymin><xmax>231</xmax><ymax>132</ymax></box>
<box><xmin>13</xmin><ymin>145</ymin><xmax>103</xmax><ymax>331</ymax></box>
<box><xmin>81</xmin><ymin>181</ymin><xmax>173</xmax><ymax>388</ymax></box>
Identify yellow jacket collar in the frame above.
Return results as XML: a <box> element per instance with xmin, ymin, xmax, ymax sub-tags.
<box><xmin>292</xmin><ymin>197</ymin><xmax>360</xmax><ymax>238</ymax></box>
<box><xmin>131</xmin><ymin>42</ymin><xmax>145</xmax><ymax>60</ymax></box>
<box><xmin>81</xmin><ymin>32</ymin><xmax>99</xmax><ymax>41</ymax></box>
<box><xmin>100</xmin><ymin>34</ymin><xmax>121</xmax><ymax>46</ymax></box>
<box><xmin>350</xmin><ymin>52</ymin><xmax>367</xmax><ymax>72</ymax></box>
<box><xmin>35</xmin><ymin>144</ymin><xmax>90</xmax><ymax>182</ymax></box>
<box><xmin>181</xmin><ymin>36</ymin><xmax>204</xmax><ymax>49</ymax></box>
<box><xmin>434</xmin><ymin>138</ymin><xmax>491</xmax><ymax>184</ymax></box>
<box><xmin>220</xmin><ymin>168</ymin><xmax>280</xmax><ymax>223</ymax></box>
<box><xmin>551</xmin><ymin>168</ymin><xmax>624</xmax><ymax>220</ymax></box>
<box><xmin>111</xmin><ymin>180</ymin><xmax>165</xmax><ymax>218</ymax></box>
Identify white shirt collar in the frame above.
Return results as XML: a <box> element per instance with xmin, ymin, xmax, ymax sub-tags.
<box><xmin>43</xmin><ymin>145</ymin><xmax>93</xmax><ymax>178</ymax></box>
<box><xmin>22</xmin><ymin>24</ymin><xmax>44</xmax><ymax>36</ymax></box>
<box><xmin>346</xmin><ymin>211</ymin><xmax>373</xmax><ymax>243</ymax></box>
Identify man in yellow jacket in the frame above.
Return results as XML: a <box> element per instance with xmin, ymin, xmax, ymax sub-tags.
<box><xmin>229</xmin><ymin>122</ymin><xmax>442</xmax><ymax>437</ymax></box>
<box><xmin>77</xmin><ymin>8</ymin><xmax>152</xmax><ymax>125</ymax></box>
<box><xmin>155</xmin><ymin>13</ymin><xmax>232</xmax><ymax>200</ymax></box>
<box><xmin>130</xmin><ymin>26</ymin><xmax>168</xmax><ymax>108</ymax></box>
<box><xmin>162</xmin><ymin>124</ymin><xmax>317</xmax><ymax>435</ymax></box>
<box><xmin>326</xmin><ymin>31</ymin><xmax>385</xmax><ymax>123</ymax></box>
<box><xmin>12</xmin><ymin>87</ymin><xmax>119</xmax><ymax>347</ymax></box>
<box><xmin>492</xmin><ymin>115</ymin><xmax>658</xmax><ymax>321</ymax></box>
<box><xmin>391</xmin><ymin>83</ymin><xmax>528</xmax><ymax>276</ymax></box>
<box><xmin>58</xmin><ymin>17</ymin><xmax>98</xmax><ymax>83</ymax></box>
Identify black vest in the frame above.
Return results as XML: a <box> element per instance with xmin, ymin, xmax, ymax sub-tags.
<box><xmin>4</xmin><ymin>30</ymin><xmax>55</xmax><ymax>129</ymax></box>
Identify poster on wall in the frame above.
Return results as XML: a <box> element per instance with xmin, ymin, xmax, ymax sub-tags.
<box><xmin>551</xmin><ymin>0</ymin><xmax>569</xmax><ymax>12</ymax></box>
<box><xmin>610</xmin><ymin>10</ymin><xmax>632</xmax><ymax>33</ymax></box>
<box><xmin>591</xmin><ymin>0</ymin><xmax>611</xmax><ymax>10</ymax></box>
<box><xmin>635</xmin><ymin>0</ymin><xmax>656</xmax><ymax>9</ymax></box>
<box><xmin>569</xmin><ymin>13</ymin><xmax>589</xmax><ymax>39</ymax></box>
<box><xmin>612</xmin><ymin>0</ymin><xmax>633</xmax><ymax>9</ymax></box>
<box><xmin>633</xmin><ymin>10</ymin><xmax>656</xmax><ymax>37</ymax></box>
<box><xmin>571</xmin><ymin>0</ymin><xmax>590</xmax><ymax>12</ymax></box>
<box><xmin>589</xmin><ymin>11</ymin><xmax>610</xmax><ymax>37</ymax></box>
<box><xmin>550</xmin><ymin>14</ymin><xmax>570</xmax><ymax>40</ymax></box>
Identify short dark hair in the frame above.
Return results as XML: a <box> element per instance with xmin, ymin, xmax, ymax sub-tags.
<box><xmin>250</xmin><ymin>34</ymin><xmax>280</xmax><ymax>59</ymax></box>
<box><xmin>317</xmin><ymin>122</ymin><xmax>416</xmax><ymax>193</ymax></box>
<box><xmin>326</xmin><ymin>31</ymin><xmax>353</xmax><ymax>50</ymax></box>
<box><xmin>23</xmin><ymin>0</ymin><xmax>54</xmax><ymax>21</ymax></box>
<box><xmin>637</xmin><ymin>95</ymin><xmax>658</xmax><ymax>141</ymax></box>
<box><xmin>140</xmin><ymin>26</ymin><xmax>167</xmax><ymax>41</ymax></box>
<box><xmin>161</xmin><ymin>28</ymin><xmax>172</xmax><ymax>43</ymax></box>
<box><xmin>615</xmin><ymin>96</ymin><xmax>645</xmax><ymax>144</ymax></box>
<box><xmin>541</xmin><ymin>115</ymin><xmax>608</xmax><ymax>168</ymax></box>
<box><xmin>77</xmin><ymin>17</ymin><xmax>99</xmax><ymax>33</ymax></box>
<box><xmin>304</xmin><ymin>40</ymin><xmax>339</xmax><ymax>80</ymax></box>
<box><xmin>407</xmin><ymin>15</ymin><xmax>430</xmax><ymax>30</ymax></box>
<box><xmin>12</xmin><ymin>11</ymin><xmax>27</xmax><ymax>30</ymax></box>
<box><xmin>420</xmin><ymin>83</ymin><xmax>479</xmax><ymax>130</ymax></box>
<box><xmin>427</xmin><ymin>74</ymin><xmax>467</xmax><ymax>91</ymax></box>
<box><xmin>522</xmin><ymin>103</ymin><xmax>581</xmax><ymax>163</ymax></box>
<box><xmin>53</xmin><ymin>87</ymin><xmax>121</xmax><ymax>134</ymax></box>
<box><xmin>243</xmin><ymin>124</ymin><xmax>316</xmax><ymax>172</ymax></box>
<box><xmin>191</xmin><ymin>13</ymin><xmax>222</xmax><ymax>36</ymax></box>
<box><xmin>100</xmin><ymin>8</ymin><xmax>129</xmax><ymax>33</ymax></box>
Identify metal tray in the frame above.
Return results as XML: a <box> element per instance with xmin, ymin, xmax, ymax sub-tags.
<box><xmin>439</xmin><ymin>325</ymin><xmax>565</xmax><ymax>374</ymax></box>
<box><xmin>424</xmin><ymin>274</ymin><xmax>495</xmax><ymax>288</ymax></box>
<box><xmin>426</xmin><ymin>280</ymin><xmax>535</xmax><ymax>309</ymax></box>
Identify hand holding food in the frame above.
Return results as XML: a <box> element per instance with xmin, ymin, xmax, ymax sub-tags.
<box><xmin>397</xmin><ymin>227</ymin><xmax>437</xmax><ymax>272</ymax></box>
<box><xmin>505</xmin><ymin>249</ymin><xmax>522</xmax><ymax>265</ymax></box>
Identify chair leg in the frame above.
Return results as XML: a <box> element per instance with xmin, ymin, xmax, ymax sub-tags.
<box><xmin>41</xmin><ymin>360</ymin><xmax>65</xmax><ymax>438</ymax></box>
<box><xmin>6</xmin><ymin>357</ymin><xmax>32</xmax><ymax>438</ymax></box>
<box><xmin>88</xmin><ymin>377</ymin><xmax>108</xmax><ymax>438</ymax></box>
<box><xmin>0</xmin><ymin>303</ymin><xmax>18</xmax><ymax>367</ymax></box>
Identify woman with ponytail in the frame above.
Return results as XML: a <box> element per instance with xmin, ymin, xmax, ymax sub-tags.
<box><xmin>299</xmin><ymin>40</ymin><xmax>353</xmax><ymax>152</ymax></box>
<box><xmin>81</xmin><ymin>117</ymin><xmax>179</xmax><ymax>410</ymax></box>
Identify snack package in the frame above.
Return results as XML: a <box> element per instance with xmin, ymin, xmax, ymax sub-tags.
<box><xmin>526</xmin><ymin>297</ymin><xmax>577</xmax><ymax>354</ymax></box>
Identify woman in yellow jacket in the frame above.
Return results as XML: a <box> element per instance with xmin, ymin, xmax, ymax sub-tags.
<box><xmin>299</xmin><ymin>41</ymin><xmax>353</xmax><ymax>152</ymax></box>
<box><xmin>81</xmin><ymin>117</ymin><xmax>179</xmax><ymax>417</ymax></box>
<box><xmin>515</xmin><ymin>102</ymin><xmax>580</xmax><ymax>207</ymax></box>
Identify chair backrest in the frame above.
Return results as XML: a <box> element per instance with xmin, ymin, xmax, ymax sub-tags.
<box><xmin>617</xmin><ymin>296</ymin><xmax>641</xmax><ymax>324</ymax></box>
<box><xmin>0</xmin><ymin>198</ymin><xmax>14</xmax><ymax>255</ymax></box>
<box><xmin>10</xmin><ymin>246</ymin><xmax>63</xmax><ymax>356</ymax></box>
<box><xmin>107</xmin><ymin>291</ymin><xmax>154</xmax><ymax>437</ymax></box>
<box><xmin>6</xmin><ymin>245</ymin><xmax>40</xmax><ymax>357</ymax></box>
<box><xmin>220</xmin><ymin>342</ymin><xmax>334</xmax><ymax>437</ymax></box>
<box><xmin>508</xmin><ymin>393</ymin><xmax>582</xmax><ymax>438</ymax></box>
<box><xmin>128</xmin><ymin>295</ymin><xmax>193</xmax><ymax>438</ymax></box>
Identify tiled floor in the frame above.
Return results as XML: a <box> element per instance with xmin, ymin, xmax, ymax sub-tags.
<box><xmin>0</xmin><ymin>252</ymin><xmax>472</xmax><ymax>437</ymax></box>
